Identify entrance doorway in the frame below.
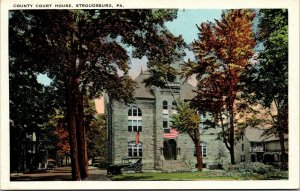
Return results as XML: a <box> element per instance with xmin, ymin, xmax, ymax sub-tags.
<box><xmin>163</xmin><ymin>139</ymin><xmax>177</xmax><ymax>160</ymax></box>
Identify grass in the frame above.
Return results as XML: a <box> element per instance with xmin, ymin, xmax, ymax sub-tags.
<box><xmin>110</xmin><ymin>169</ymin><xmax>288</xmax><ymax>181</ymax></box>
<box><xmin>110</xmin><ymin>170</ymin><xmax>240</xmax><ymax>181</ymax></box>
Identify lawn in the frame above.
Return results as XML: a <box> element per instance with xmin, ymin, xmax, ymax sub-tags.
<box><xmin>110</xmin><ymin>170</ymin><xmax>240</xmax><ymax>181</ymax></box>
<box><xmin>110</xmin><ymin>169</ymin><xmax>288</xmax><ymax>181</ymax></box>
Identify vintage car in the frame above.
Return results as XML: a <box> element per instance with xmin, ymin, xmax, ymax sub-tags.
<box><xmin>107</xmin><ymin>158</ymin><xmax>142</xmax><ymax>175</ymax></box>
<box><xmin>46</xmin><ymin>159</ymin><xmax>57</xmax><ymax>170</ymax></box>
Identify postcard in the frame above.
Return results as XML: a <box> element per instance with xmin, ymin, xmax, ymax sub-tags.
<box><xmin>1</xmin><ymin>0</ymin><xmax>299</xmax><ymax>190</ymax></box>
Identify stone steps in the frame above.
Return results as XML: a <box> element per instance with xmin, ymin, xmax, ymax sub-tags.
<box><xmin>161</xmin><ymin>160</ymin><xmax>191</xmax><ymax>172</ymax></box>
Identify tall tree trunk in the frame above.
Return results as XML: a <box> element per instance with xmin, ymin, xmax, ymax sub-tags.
<box><xmin>74</xmin><ymin>82</ymin><xmax>88</xmax><ymax>179</ymax></box>
<box><xmin>194</xmin><ymin>129</ymin><xmax>202</xmax><ymax>171</ymax></box>
<box><xmin>229</xmin><ymin>108</ymin><xmax>235</xmax><ymax>164</ymax></box>
<box><xmin>65</xmin><ymin>76</ymin><xmax>81</xmax><ymax>180</ymax></box>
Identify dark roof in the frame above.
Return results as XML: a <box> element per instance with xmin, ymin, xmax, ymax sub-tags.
<box><xmin>134</xmin><ymin>70</ymin><xmax>155</xmax><ymax>99</ymax></box>
<box><xmin>244</xmin><ymin>127</ymin><xmax>265</xmax><ymax>142</ymax></box>
<box><xmin>180</xmin><ymin>82</ymin><xmax>197</xmax><ymax>100</ymax></box>
<box><xmin>133</xmin><ymin>70</ymin><xmax>196</xmax><ymax>100</ymax></box>
<box><xmin>244</xmin><ymin>127</ymin><xmax>288</xmax><ymax>142</ymax></box>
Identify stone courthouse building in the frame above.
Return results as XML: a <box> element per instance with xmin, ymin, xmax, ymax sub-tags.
<box><xmin>105</xmin><ymin>61</ymin><xmax>230</xmax><ymax>170</ymax></box>
<box><xmin>104</xmin><ymin>60</ymin><xmax>289</xmax><ymax>171</ymax></box>
<box><xmin>104</xmin><ymin>60</ymin><xmax>288</xmax><ymax>170</ymax></box>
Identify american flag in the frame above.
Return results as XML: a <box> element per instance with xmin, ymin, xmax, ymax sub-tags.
<box><xmin>164</xmin><ymin>128</ymin><xmax>179</xmax><ymax>139</ymax></box>
<box><xmin>135</xmin><ymin>132</ymin><xmax>140</xmax><ymax>145</ymax></box>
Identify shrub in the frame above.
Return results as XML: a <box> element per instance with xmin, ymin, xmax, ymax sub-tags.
<box><xmin>223</xmin><ymin>162</ymin><xmax>288</xmax><ymax>179</ymax></box>
<box><xmin>224</xmin><ymin>162</ymin><xmax>274</xmax><ymax>174</ymax></box>
<box><xmin>264</xmin><ymin>169</ymin><xmax>288</xmax><ymax>179</ymax></box>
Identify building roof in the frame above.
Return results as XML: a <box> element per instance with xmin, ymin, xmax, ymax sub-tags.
<box><xmin>244</xmin><ymin>127</ymin><xmax>288</xmax><ymax>142</ymax></box>
<box><xmin>133</xmin><ymin>70</ymin><xmax>197</xmax><ymax>100</ymax></box>
<box><xmin>244</xmin><ymin>127</ymin><xmax>265</xmax><ymax>142</ymax></box>
<box><xmin>180</xmin><ymin>82</ymin><xmax>197</xmax><ymax>100</ymax></box>
<box><xmin>134</xmin><ymin>70</ymin><xmax>155</xmax><ymax>99</ymax></box>
<box><xmin>264</xmin><ymin>133</ymin><xmax>288</xmax><ymax>141</ymax></box>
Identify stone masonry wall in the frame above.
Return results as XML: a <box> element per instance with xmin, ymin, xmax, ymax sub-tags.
<box><xmin>235</xmin><ymin>136</ymin><xmax>252</xmax><ymax>163</ymax></box>
<box><xmin>111</xmin><ymin>99</ymin><xmax>156</xmax><ymax>169</ymax></box>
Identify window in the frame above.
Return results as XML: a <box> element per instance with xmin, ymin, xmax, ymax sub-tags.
<box><xmin>163</xmin><ymin>101</ymin><xmax>168</xmax><ymax>110</ymax></box>
<box><xmin>163</xmin><ymin>114</ymin><xmax>169</xmax><ymax>129</ymax></box>
<box><xmin>172</xmin><ymin>101</ymin><xmax>177</xmax><ymax>109</ymax></box>
<box><xmin>163</xmin><ymin>119</ymin><xmax>168</xmax><ymax>128</ymax></box>
<box><xmin>128</xmin><ymin>108</ymin><xmax>132</xmax><ymax>116</ymax></box>
<box><xmin>242</xmin><ymin>143</ymin><xmax>244</xmax><ymax>151</ymax></box>
<box><xmin>241</xmin><ymin>155</ymin><xmax>245</xmax><ymax>162</ymax></box>
<box><xmin>128</xmin><ymin>120</ymin><xmax>142</xmax><ymax>132</ymax></box>
<box><xmin>241</xmin><ymin>135</ymin><xmax>244</xmax><ymax>141</ymax></box>
<box><xmin>128</xmin><ymin>106</ymin><xmax>142</xmax><ymax>132</ymax></box>
<box><xmin>202</xmin><ymin>144</ymin><xmax>207</xmax><ymax>157</ymax></box>
<box><xmin>128</xmin><ymin>142</ymin><xmax>143</xmax><ymax>157</ymax></box>
<box><xmin>163</xmin><ymin>111</ymin><xmax>170</xmax><ymax>132</ymax></box>
<box><xmin>194</xmin><ymin>142</ymin><xmax>207</xmax><ymax>158</ymax></box>
<box><xmin>128</xmin><ymin>106</ymin><xmax>142</xmax><ymax>117</ymax></box>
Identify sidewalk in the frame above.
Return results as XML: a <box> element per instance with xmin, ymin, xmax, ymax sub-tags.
<box><xmin>10</xmin><ymin>166</ymin><xmax>110</xmax><ymax>181</ymax></box>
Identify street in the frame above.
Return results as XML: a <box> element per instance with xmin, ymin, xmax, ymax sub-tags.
<box><xmin>10</xmin><ymin>166</ymin><xmax>110</xmax><ymax>181</ymax></box>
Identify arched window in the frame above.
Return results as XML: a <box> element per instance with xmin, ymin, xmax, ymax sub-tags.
<box><xmin>128</xmin><ymin>141</ymin><xmax>143</xmax><ymax>157</ymax></box>
<box><xmin>128</xmin><ymin>108</ymin><xmax>132</xmax><ymax>116</ymax></box>
<box><xmin>128</xmin><ymin>106</ymin><xmax>142</xmax><ymax>132</ymax></box>
<box><xmin>128</xmin><ymin>106</ymin><xmax>142</xmax><ymax>117</ymax></box>
<box><xmin>163</xmin><ymin>101</ymin><xmax>168</xmax><ymax>110</ymax></box>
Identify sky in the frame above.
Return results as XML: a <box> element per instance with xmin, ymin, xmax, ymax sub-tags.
<box><xmin>128</xmin><ymin>9</ymin><xmax>222</xmax><ymax>79</ymax></box>
<box><xmin>165</xmin><ymin>9</ymin><xmax>222</xmax><ymax>45</ymax></box>
<box><xmin>37</xmin><ymin>9</ymin><xmax>223</xmax><ymax>86</ymax></box>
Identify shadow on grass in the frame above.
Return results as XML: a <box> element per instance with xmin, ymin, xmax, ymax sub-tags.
<box><xmin>111</xmin><ymin>175</ymin><xmax>155</xmax><ymax>181</ymax></box>
<box><xmin>10</xmin><ymin>175</ymin><xmax>72</xmax><ymax>181</ymax></box>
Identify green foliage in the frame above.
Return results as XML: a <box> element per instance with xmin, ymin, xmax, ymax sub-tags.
<box><xmin>9</xmin><ymin>9</ymin><xmax>185</xmax><ymax>101</ymax></box>
<box><xmin>224</xmin><ymin>162</ymin><xmax>273</xmax><ymax>174</ymax></box>
<box><xmin>111</xmin><ymin>171</ymin><xmax>238</xmax><ymax>181</ymax></box>
<box><xmin>171</xmin><ymin>100</ymin><xmax>200</xmax><ymax>134</ymax></box>
<box><xmin>110</xmin><ymin>168</ymin><xmax>288</xmax><ymax>180</ymax></box>
<box><xmin>144</xmin><ymin>62</ymin><xmax>178</xmax><ymax>87</ymax></box>
<box><xmin>83</xmin><ymin>98</ymin><xmax>107</xmax><ymax>161</ymax></box>
<box><xmin>9</xmin><ymin>9</ymin><xmax>185</xmax><ymax>178</ymax></box>
<box><xmin>86</xmin><ymin>114</ymin><xmax>107</xmax><ymax>161</ymax></box>
<box><xmin>186</xmin><ymin>10</ymin><xmax>256</xmax><ymax>155</ymax></box>
<box><xmin>243</xmin><ymin>9</ymin><xmax>288</xmax><ymax>108</ymax></box>
<box><xmin>171</xmin><ymin>99</ymin><xmax>203</xmax><ymax>171</ymax></box>
<box><xmin>223</xmin><ymin>162</ymin><xmax>288</xmax><ymax>179</ymax></box>
<box><xmin>241</xmin><ymin>9</ymin><xmax>288</xmax><ymax>145</ymax></box>
<box><xmin>9</xmin><ymin>55</ymin><xmax>59</xmax><ymax>171</ymax></box>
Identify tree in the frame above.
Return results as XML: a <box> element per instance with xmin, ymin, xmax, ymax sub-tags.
<box><xmin>171</xmin><ymin>100</ymin><xmax>202</xmax><ymax>171</ymax></box>
<box><xmin>9</xmin><ymin>10</ymin><xmax>185</xmax><ymax>180</ymax></box>
<box><xmin>9</xmin><ymin>55</ymin><xmax>58</xmax><ymax>172</ymax></box>
<box><xmin>241</xmin><ymin>9</ymin><xmax>288</xmax><ymax>168</ymax></box>
<box><xmin>183</xmin><ymin>9</ymin><xmax>256</xmax><ymax>164</ymax></box>
<box><xmin>86</xmin><ymin>114</ymin><xmax>107</xmax><ymax>163</ymax></box>
<box><xmin>83</xmin><ymin>98</ymin><xmax>107</xmax><ymax>162</ymax></box>
<box><xmin>54</xmin><ymin>117</ymin><xmax>70</xmax><ymax>166</ymax></box>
